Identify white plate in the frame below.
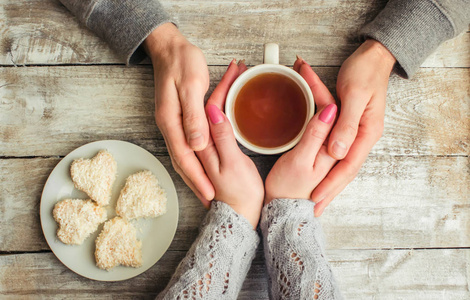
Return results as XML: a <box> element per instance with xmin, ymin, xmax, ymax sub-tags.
<box><xmin>40</xmin><ymin>140</ymin><xmax>179</xmax><ymax>281</ymax></box>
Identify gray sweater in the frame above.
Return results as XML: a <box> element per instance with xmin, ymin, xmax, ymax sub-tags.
<box><xmin>59</xmin><ymin>0</ymin><xmax>469</xmax><ymax>78</ymax></box>
<box><xmin>156</xmin><ymin>199</ymin><xmax>342</xmax><ymax>299</ymax></box>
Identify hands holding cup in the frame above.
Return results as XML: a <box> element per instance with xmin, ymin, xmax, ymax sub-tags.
<box><xmin>195</xmin><ymin>44</ymin><xmax>345</xmax><ymax>226</ymax></box>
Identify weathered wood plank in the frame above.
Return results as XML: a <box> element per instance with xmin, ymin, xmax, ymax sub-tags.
<box><xmin>0</xmin><ymin>0</ymin><xmax>468</xmax><ymax>67</ymax></box>
<box><xmin>0</xmin><ymin>66</ymin><xmax>468</xmax><ymax>157</ymax></box>
<box><xmin>0</xmin><ymin>250</ymin><xmax>468</xmax><ymax>299</ymax></box>
<box><xmin>1</xmin><ymin>155</ymin><xmax>468</xmax><ymax>252</ymax></box>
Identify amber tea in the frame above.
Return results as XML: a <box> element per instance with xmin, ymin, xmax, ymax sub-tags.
<box><xmin>234</xmin><ymin>73</ymin><xmax>307</xmax><ymax>148</ymax></box>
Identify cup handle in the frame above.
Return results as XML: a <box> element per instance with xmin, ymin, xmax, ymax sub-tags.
<box><xmin>263</xmin><ymin>43</ymin><xmax>279</xmax><ymax>64</ymax></box>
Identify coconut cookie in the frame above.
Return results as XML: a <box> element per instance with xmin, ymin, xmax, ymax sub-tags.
<box><xmin>70</xmin><ymin>150</ymin><xmax>117</xmax><ymax>206</ymax></box>
<box><xmin>95</xmin><ymin>217</ymin><xmax>142</xmax><ymax>270</ymax></box>
<box><xmin>53</xmin><ymin>199</ymin><xmax>107</xmax><ymax>245</ymax></box>
<box><xmin>116</xmin><ymin>170</ymin><xmax>167</xmax><ymax>220</ymax></box>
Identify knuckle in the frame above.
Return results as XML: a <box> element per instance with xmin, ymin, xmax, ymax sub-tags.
<box><xmin>183</xmin><ymin>113</ymin><xmax>204</xmax><ymax>130</ymax></box>
<box><xmin>343</xmin><ymin>161</ymin><xmax>360</xmax><ymax>181</ymax></box>
<box><xmin>212</xmin><ymin>126</ymin><xmax>231</xmax><ymax>142</ymax></box>
<box><xmin>340</xmin><ymin>122</ymin><xmax>358</xmax><ymax>137</ymax></box>
<box><xmin>307</xmin><ymin>125</ymin><xmax>327</xmax><ymax>141</ymax></box>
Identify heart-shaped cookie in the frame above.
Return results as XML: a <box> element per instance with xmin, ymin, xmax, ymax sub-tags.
<box><xmin>116</xmin><ymin>170</ymin><xmax>167</xmax><ymax>220</ymax></box>
<box><xmin>70</xmin><ymin>150</ymin><xmax>117</xmax><ymax>206</ymax></box>
<box><xmin>53</xmin><ymin>199</ymin><xmax>107</xmax><ymax>245</ymax></box>
<box><xmin>95</xmin><ymin>217</ymin><xmax>142</xmax><ymax>270</ymax></box>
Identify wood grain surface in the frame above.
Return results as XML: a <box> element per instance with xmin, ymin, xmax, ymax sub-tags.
<box><xmin>0</xmin><ymin>66</ymin><xmax>468</xmax><ymax>157</ymax></box>
<box><xmin>0</xmin><ymin>0</ymin><xmax>468</xmax><ymax>299</ymax></box>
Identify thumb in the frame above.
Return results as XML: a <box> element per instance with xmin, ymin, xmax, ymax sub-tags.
<box><xmin>180</xmin><ymin>85</ymin><xmax>210</xmax><ymax>151</ymax></box>
<box><xmin>293</xmin><ymin>103</ymin><xmax>337</xmax><ymax>163</ymax></box>
<box><xmin>328</xmin><ymin>96</ymin><xmax>367</xmax><ymax>159</ymax></box>
<box><xmin>206</xmin><ymin>105</ymin><xmax>241</xmax><ymax>164</ymax></box>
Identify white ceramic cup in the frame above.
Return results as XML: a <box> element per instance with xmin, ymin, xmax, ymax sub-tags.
<box><xmin>225</xmin><ymin>43</ymin><xmax>315</xmax><ymax>155</ymax></box>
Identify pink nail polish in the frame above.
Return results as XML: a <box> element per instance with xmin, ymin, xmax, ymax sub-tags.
<box><xmin>319</xmin><ymin>104</ymin><xmax>337</xmax><ymax>124</ymax></box>
<box><xmin>207</xmin><ymin>105</ymin><xmax>224</xmax><ymax>124</ymax></box>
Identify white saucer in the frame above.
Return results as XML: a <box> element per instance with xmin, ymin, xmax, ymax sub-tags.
<box><xmin>40</xmin><ymin>140</ymin><xmax>179</xmax><ymax>281</ymax></box>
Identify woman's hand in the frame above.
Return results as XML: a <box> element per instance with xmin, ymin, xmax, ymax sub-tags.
<box><xmin>265</xmin><ymin>59</ymin><xmax>338</xmax><ymax>210</ymax></box>
<box><xmin>311</xmin><ymin>39</ymin><xmax>396</xmax><ymax>215</ymax></box>
<box><xmin>143</xmin><ymin>23</ymin><xmax>214</xmax><ymax>207</ymax></box>
<box><xmin>196</xmin><ymin>61</ymin><xmax>264</xmax><ymax>229</ymax></box>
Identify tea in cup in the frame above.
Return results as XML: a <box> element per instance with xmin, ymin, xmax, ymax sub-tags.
<box><xmin>225</xmin><ymin>43</ymin><xmax>315</xmax><ymax>154</ymax></box>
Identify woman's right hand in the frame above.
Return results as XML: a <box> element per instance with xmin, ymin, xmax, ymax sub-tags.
<box><xmin>196</xmin><ymin>61</ymin><xmax>264</xmax><ymax>229</ymax></box>
<box><xmin>265</xmin><ymin>59</ymin><xmax>338</xmax><ymax>208</ymax></box>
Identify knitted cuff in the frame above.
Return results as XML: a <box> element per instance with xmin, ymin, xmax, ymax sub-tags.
<box><xmin>203</xmin><ymin>201</ymin><xmax>260</xmax><ymax>245</ymax></box>
<box><xmin>86</xmin><ymin>0</ymin><xmax>173</xmax><ymax>65</ymax></box>
<box><xmin>261</xmin><ymin>198</ymin><xmax>315</xmax><ymax>230</ymax></box>
<box><xmin>359</xmin><ymin>0</ymin><xmax>455</xmax><ymax>79</ymax></box>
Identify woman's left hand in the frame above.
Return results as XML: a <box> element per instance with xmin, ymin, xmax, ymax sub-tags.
<box><xmin>196</xmin><ymin>61</ymin><xmax>264</xmax><ymax>229</ymax></box>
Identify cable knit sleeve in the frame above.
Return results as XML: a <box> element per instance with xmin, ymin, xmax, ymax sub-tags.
<box><xmin>58</xmin><ymin>0</ymin><xmax>172</xmax><ymax>64</ymax></box>
<box><xmin>359</xmin><ymin>0</ymin><xmax>470</xmax><ymax>78</ymax></box>
<box><xmin>157</xmin><ymin>201</ymin><xmax>259</xmax><ymax>299</ymax></box>
<box><xmin>260</xmin><ymin>198</ymin><xmax>342</xmax><ymax>300</ymax></box>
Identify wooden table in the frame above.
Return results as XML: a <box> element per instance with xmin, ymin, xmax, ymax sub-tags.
<box><xmin>1</xmin><ymin>0</ymin><xmax>469</xmax><ymax>299</ymax></box>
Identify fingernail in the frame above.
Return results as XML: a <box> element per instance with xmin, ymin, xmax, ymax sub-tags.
<box><xmin>189</xmin><ymin>132</ymin><xmax>204</xmax><ymax>149</ymax></box>
<box><xmin>207</xmin><ymin>104</ymin><xmax>224</xmax><ymax>124</ymax></box>
<box><xmin>319</xmin><ymin>104</ymin><xmax>337</xmax><ymax>124</ymax></box>
<box><xmin>332</xmin><ymin>141</ymin><xmax>347</xmax><ymax>158</ymax></box>
<box><xmin>237</xmin><ymin>59</ymin><xmax>245</xmax><ymax>66</ymax></box>
<box><xmin>296</xmin><ymin>54</ymin><xmax>302</xmax><ymax>61</ymax></box>
<box><xmin>227</xmin><ymin>59</ymin><xmax>236</xmax><ymax>71</ymax></box>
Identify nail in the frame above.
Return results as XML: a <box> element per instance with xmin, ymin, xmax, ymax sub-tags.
<box><xmin>296</xmin><ymin>54</ymin><xmax>302</xmax><ymax>61</ymax></box>
<box><xmin>237</xmin><ymin>59</ymin><xmax>245</xmax><ymax>66</ymax></box>
<box><xmin>188</xmin><ymin>132</ymin><xmax>204</xmax><ymax>149</ymax></box>
<box><xmin>332</xmin><ymin>140</ymin><xmax>347</xmax><ymax>158</ymax></box>
<box><xmin>227</xmin><ymin>59</ymin><xmax>236</xmax><ymax>71</ymax></box>
<box><xmin>207</xmin><ymin>104</ymin><xmax>224</xmax><ymax>124</ymax></box>
<box><xmin>319</xmin><ymin>104</ymin><xmax>337</xmax><ymax>124</ymax></box>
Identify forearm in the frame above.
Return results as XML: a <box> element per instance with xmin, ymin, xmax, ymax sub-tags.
<box><xmin>157</xmin><ymin>201</ymin><xmax>259</xmax><ymax>299</ymax></box>
<box><xmin>59</xmin><ymin>0</ymin><xmax>172</xmax><ymax>64</ymax></box>
<box><xmin>360</xmin><ymin>0</ymin><xmax>470</xmax><ymax>78</ymax></box>
<box><xmin>261</xmin><ymin>199</ymin><xmax>342</xmax><ymax>299</ymax></box>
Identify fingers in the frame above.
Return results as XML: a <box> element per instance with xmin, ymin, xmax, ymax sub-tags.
<box><xmin>296</xmin><ymin>58</ymin><xmax>336</xmax><ymax>109</ymax></box>
<box><xmin>237</xmin><ymin>60</ymin><xmax>248</xmax><ymax>75</ymax></box>
<box><xmin>206</xmin><ymin>104</ymin><xmax>241</xmax><ymax>166</ymax></box>
<box><xmin>327</xmin><ymin>90</ymin><xmax>369</xmax><ymax>160</ymax></box>
<box><xmin>293</xmin><ymin>103</ymin><xmax>337</xmax><ymax>163</ymax></box>
<box><xmin>177</xmin><ymin>168</ymin><xmax>211</xmax><ymax>209</ymax></box>
<box><xmin>206</xmin><ymin>60</ymin><xmax>240</xmax><ymax>110</ymax></box>
<box><xmin>311</xmin><ymin>128</ymin><xmax>378</xmax><ymax>216</ymax></box>
<box><xmin>178</xmin><ymin>72</ymin><xmax>210</xmax><ymax>151</ymax></box>
<box><xmin>155</xmin><ymin>78</ymin><xmax>215</xmax><ymax>202</ymax></box>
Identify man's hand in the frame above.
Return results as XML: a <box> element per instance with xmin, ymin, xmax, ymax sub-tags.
<box><xmin>311</xmin><ymin>39</ymin><xmax>396</xmax><ymax>216</ymax></box>
<box><xmin>143</xmin><ymin>23</ymin><xmax>214</xmax><ymax>207</ymax></box>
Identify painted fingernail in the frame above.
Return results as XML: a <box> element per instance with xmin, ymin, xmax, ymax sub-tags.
<box><xmin>319</xmin><ymin>104</ymin><xmax>337</xmax><ymax>124</ymax></box>
<box><xmin>207</xmin><ymin>104</ymin><xmax>224</xmax><ymax>124</ymax></box>
<box><xmin>332</xmin><ymin>141</ymin><xmax>347</xmax><ymax>158</ymax></box>
<box><xmin>189</xmin><ymin>132</ymin><xmax>204</xmax><ymax>149</ymax></box>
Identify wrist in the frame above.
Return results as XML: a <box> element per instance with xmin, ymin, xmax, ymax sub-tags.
<box><xmin>231</xmin><ymin>205</ymin><xmax>261</xmax><ymax>230</ymax></box>
<box><xmin>362</xmin><ymin>39</ymin><xmax>396</xmax><ymax>72</ymax></box>
<box><xmin>143</xmin><ymin>23</ymin><xmax>188</xmax><ymax>60</ymax></box>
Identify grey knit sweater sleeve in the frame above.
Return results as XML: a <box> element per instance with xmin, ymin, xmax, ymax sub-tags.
<box><xmin>58</xmin><ymin>0</ymin><xmax>171</xmax><ymax>64</ymax></box>
<box><xmin>156</xmin><ymin>201</ymin><xmax>259</xmax><ymax>299</ymax></box>
<box><xmin>360</xmin><ymin>0</ymin><xmax>470</xmax><ymax>78</ymax></box>
<box><xmin>260</xmin><ymin>199</ymin><xmax>343</xmax><ymax>300</ymax></box>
